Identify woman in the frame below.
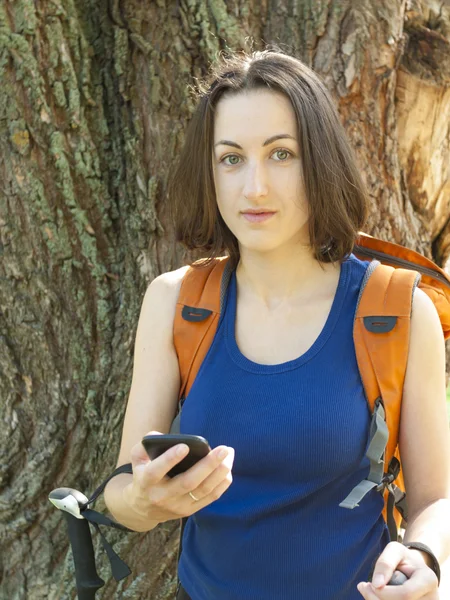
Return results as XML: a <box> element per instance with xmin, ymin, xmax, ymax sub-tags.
<box><xmin>104</xmin><ymin>49</ymin><xmax>450</xmax><ymax>599</ymax></box>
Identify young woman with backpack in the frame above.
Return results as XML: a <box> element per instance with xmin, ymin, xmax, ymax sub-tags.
<box><xmin>103</xmin><ymin>48</ymin><xmax>450</xmax><ymax>599</ymax></box>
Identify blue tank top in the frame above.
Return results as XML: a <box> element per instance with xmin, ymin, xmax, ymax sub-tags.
<box><xmin>178</xmin><ymin>253</ymin><xmax>390</xmax><ymax>600</ymax></box>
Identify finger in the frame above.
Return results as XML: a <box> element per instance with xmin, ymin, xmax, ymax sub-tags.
<box><xmin>357</xmin><ymin>582</ymin><xmax>379</xmax><ymax>599</ymax></box>
<box><xmin>137</xmin><ymin>441</ymin><xmax>190</xmax><ymax>487</ymax></box>
<box><xmin>382</xmin><ymin>565</ymin><xmax>437</xmax><ymax>599</ymax></box>
<box><xmin>370</xmin><ymin>542</ymin><xmax>406</xmax><ymax>590</ymax></box>
<box><xmin>170</xmin><ymin>445</ymin><xmax>232</xmax><ymax>496</ymax></box>
<box><xmin>362</xmin><ymin>567</ymin><xmax>437</xmax><ymax>600</ymax></box>
<box><xmin>188</xmin><ymin>473</ymin><xmax>233</xmax><ymax>509</ymax></box>
<box><xmin>131</xmin><ymin>431</ymin><xmax>164</xmax><ymax>466</ymax></box>
<box><xmin>187</xmin><ymin>447</ymin><xmax>235</xmax><ymax>499</ymax></box>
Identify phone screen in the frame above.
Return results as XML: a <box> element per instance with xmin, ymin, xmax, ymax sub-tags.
<box><xmin>141</xmin><ymin>434</ymin><xmax>211</xmax><ymax>477</ymax></box>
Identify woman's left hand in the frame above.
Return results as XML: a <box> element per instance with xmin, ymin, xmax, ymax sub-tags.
<box><xmin>357</xmin><ymin>542</ymin><xmax>439</xmax><ymax>599</ymax></box>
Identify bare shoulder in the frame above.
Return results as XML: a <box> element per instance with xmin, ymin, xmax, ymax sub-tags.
<box><xmin>400</xmin><ymin>285</ymin><xmax>449</xmax><ymax>516</ymax></box>
<box><xmin>145</xmin><ymin>265</ymin><xmax>191</xmax><ymax>314</ymax></box>
<box><xmin>410</xmin><ymin>285</ymin><xmax>443</xmax><ymax>336</ymax></box>
<box><xmin>155</xmin><ymin>265</ymin><xmax>191</xmax><ymax>291</ymax></box>
<box><xmin>110</xmin><ymin>265</ymin><xmax>192</xmax><ymax>468</ymax></box>
<box><xmin>404</xmin><ymin>284</ymin><xmax>446</xmax><ymax>403</ymax></box>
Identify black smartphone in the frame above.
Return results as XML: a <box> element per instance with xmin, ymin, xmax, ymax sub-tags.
<box><xmin>141</xmin><ymin>434</ymin><xmax>212</xmax><ymax>478</ymax></box>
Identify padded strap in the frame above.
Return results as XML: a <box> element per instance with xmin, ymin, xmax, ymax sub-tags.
<box><xmin>345</xmin><ymin>262</ymin><xmax>419</xmax><ymax>537</ymax></box>
<box><xmin>173</xmin><ymin>256</ymin><xmax>232</xmax><ymax>402</ymax></box>
<box><xmin>172</xmin><ymin>258</ymin><xmax>233</xmax><ymax>591</ymax></box>
<box><xmin>354</xmin><ymin>263</ymin><xmax>420</xmax><ymax>458</ymax></box>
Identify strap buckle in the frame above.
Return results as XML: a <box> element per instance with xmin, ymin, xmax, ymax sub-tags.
<box><xmin>375</xmin><ymin>456</ymin><xmax>401</xmax><ymax>493</ymax></box>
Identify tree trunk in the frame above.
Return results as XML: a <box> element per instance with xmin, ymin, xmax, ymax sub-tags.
<box><xmin>0</xmin><ymin>0</ymin><xmax>449</xmax><ymax>598</ymax></box>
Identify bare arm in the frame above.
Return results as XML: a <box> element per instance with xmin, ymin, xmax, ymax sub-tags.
<box><xmin>400</xmin><ymin>287</ymin><xmax>450</xmax><ymax>564</ymax></box>
<box><xmin>356</xmin><ymin>288</ymin><xmax>450</xmax><ymax>596</ymax></box>
<box><xmin>104</xmin><ymin>267</ymin><xmax>188</xmax><ymax>531</ymax></box>
<box><xmin>104</xmin><ymin>265</ymin><xmax>234</xmax><ymax>532</ymax></box>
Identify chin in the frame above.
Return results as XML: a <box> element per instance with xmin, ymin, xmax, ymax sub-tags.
<box><xmin>238</xmin><ymin>238</ymin><xmax>280</xmax><ymax>254</ymax></box>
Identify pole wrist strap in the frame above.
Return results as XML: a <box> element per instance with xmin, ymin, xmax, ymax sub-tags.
<box><xmin>403</xmin><ymin>542</ymin><xmax>441</xmax><ymax>586</ymax></box>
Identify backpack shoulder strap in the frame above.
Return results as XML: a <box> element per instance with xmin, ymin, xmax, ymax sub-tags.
<box><xmin>173</xmin><ymin>256</ymin><xmax>232</xmax><ymax>408</ymax></box>
<box><xmin>355</xmin><ymin>232</ymin><xmax>450</xmax><ymax>339</ymax></box>
<box><xmin>339</xmin><ymin>261</ymin><xmax>420</xmax><ymax>520</ymax></box>
<box><xmin>354</xmin><ymin>261</ymin><xmax>420</xmax><ymax>460</ymax></box>
<box><xmin>170</xmin><ymin>255</ymin><xmax>232</xmax><ymax>577</ymax></box>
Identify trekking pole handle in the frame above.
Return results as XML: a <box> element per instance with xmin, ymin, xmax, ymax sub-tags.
<box><xmin>49</xmin><ymin>488</ymin><xmax>104</xmax><ymax>600</ymax></box>
<box><xmin>63</xmin><ymin>511</ymin><xmax>105</xmax><ymax>599</ymax></box>
<box><xmin>388</xmin><ymin>570</ymin><xmax>409</xmax><ymax>585</ymax></box>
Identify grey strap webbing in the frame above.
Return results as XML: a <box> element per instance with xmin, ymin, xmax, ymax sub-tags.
<box><xmin>339</xmin><ymin>399</ymin><xmax>388</xmax><ymax>509</ymax></box>
<box><xmin>170</xmin><ymin>398</ymin><xmax>183</xmax><ymax>434</ymax></box>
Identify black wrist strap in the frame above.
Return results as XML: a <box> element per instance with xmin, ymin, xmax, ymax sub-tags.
<box><xmin>403</xmin><ymin>542</ymin><xmax>441</xmax><ymax>586</ymax></box>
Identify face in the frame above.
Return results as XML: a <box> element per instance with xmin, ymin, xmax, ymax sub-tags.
<box><xmin>211</xmin><ymin>89</ymin><xmax>310</xmax><ymax>256</ymax></box>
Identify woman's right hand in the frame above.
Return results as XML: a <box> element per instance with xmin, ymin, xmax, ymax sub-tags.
<box><xmin>123</xmin><ymin>431</ymin><xmax>235</xmax><ymax>524</ymax></box>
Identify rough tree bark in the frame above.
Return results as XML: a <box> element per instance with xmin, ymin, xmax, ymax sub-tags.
<box><xmin>0</xmin><ymin>0</ymin><xmax>449</xmax><ymax>599</ymax></box>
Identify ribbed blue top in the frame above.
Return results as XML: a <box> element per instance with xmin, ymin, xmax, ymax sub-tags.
<box><xmin>178</xmin><ymin>253</ymin><xmax>390</xmax><ymax>600</ymax></box>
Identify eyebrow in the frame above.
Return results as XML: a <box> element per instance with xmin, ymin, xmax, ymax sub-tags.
<box><xmin>214</xmin><ymin>134</ymin><xmax>297</xmax><ymax>149</ymax></box>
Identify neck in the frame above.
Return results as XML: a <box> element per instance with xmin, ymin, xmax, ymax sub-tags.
<box><xmin>235</xmin><ymin>244</ymin><xmax>341</xmax><ymax>312</ymax></box>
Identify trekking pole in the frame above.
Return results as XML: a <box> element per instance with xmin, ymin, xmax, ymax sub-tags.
<box><xmin>49</xmin><ymin>484</ymin><xmax>408</xmax><ymax>599</ymax></box>
<box><xmin>388</xmin><ymin>571</ymin><xmax>408</xmax><ymax>585</ymax></box>
<box><xmin>49</xmin><ymin>488</ymin><xmax>104</xmax><ymax>599</ymax></box>
<box><xmin>49</xmin><ymin>465</ymin><xmax>133</xmax><ymax>599</ymax></box>
<box><xmin>368</xmin><ymin>562</ymin><xmax>408</xmax><ymax>586</ymax></box>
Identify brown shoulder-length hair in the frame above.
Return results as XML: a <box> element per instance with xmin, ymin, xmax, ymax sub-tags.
<box><xmin>167</xmin><ymin>47</ymin><xmax>369</xmax><ymax>270</ymax></box>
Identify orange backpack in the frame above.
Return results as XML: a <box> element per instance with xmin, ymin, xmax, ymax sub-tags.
<box><xmin>170</xmin><ymin>231</ymin><xmax>450</xmax><ymax>547</ymax></box>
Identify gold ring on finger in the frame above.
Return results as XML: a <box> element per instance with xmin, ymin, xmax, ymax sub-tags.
<box><xmin>189</xmin><ymin>491</ymin><xmax>199</xmax><ymax>502</ymax></box>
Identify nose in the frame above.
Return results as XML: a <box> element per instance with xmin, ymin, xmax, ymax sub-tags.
<box><xmin>243</xmin><ymin>162</ymin><xmax>269</xmax><ymax>199</ymax></box>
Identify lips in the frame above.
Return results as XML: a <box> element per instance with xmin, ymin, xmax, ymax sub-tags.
<box><xmin>242</xmin><ymin>211</ymin><xmax>275</xmax><ymax>223</ymax></box>
<box><xmin>241</xmin><ymin>209</ymin><xmax>275</xmax><ymax>214</ymax></box>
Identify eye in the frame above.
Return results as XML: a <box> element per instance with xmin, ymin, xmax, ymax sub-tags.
<box><xmin>219</xmin><ymin>148</ymin><xmax>294</xmax><ymax>166</ymax></box>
